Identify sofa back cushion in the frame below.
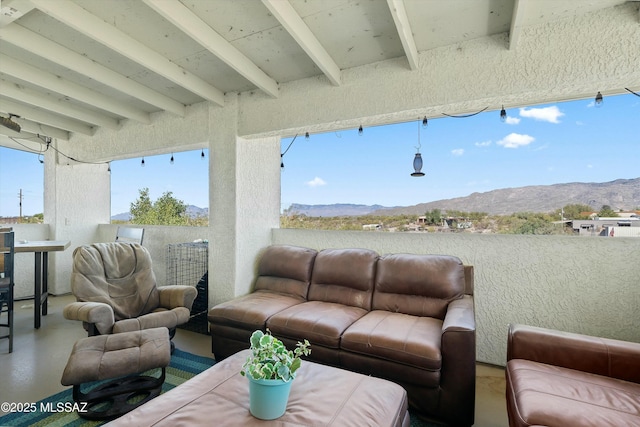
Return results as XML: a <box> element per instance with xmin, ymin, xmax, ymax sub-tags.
<box><xmin>307</xmin><ymin>248</ymin><xmax>378</xmax><ymax>310</ymax></box>
<box><xmin>373</xmin><ymin>254</ymin><xmax>465</xmax><ymax>319</ymax></box>
<box><xmin>254</xmin><ymin>245</ymin><xmax>318</xmax><ymax>300</ymax></box>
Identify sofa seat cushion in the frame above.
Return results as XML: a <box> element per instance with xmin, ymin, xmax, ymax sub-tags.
<box><xmin>267</xmin><ymin>301</ymin><xmax>368</xmax><ymax>348</ymax></box>
<box><xmin>207</xmin><ymin>290</ymin><xmax>304</xmax><ymax>331</ymax></box>
<box><xmin>506</xmin><ymin>359</ymin><xmax>640</xmax><ymax>427</ymax></box>
<box><xmin>341</xmin><ymin>311</ymin><xmax>443</xmax><ymax>371</ymax></box>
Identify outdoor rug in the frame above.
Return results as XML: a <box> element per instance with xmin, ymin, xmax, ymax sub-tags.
<box><xmin>0</xmin><ymin>349</ymin><xmax>216</xmax><ymax>427</ymax></box>
<box><xmin>0</xmin><ymin>349</ymin><xmax>444</xmax><ymax>427</ymax></box>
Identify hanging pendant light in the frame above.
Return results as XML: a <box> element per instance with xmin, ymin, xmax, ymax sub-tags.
<box><xmin>411</xmin><ymin>153</ymin><xmax>425</xmax><ymax>177</ymax></box>
<box><xmin>411</xmin><ymin>120</ymin><xmax>425</xmax><ymax>177</ymax></box>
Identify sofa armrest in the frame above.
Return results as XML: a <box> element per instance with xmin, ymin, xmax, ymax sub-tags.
<box><xmin>63</xmin><ymin>301</ymin><xmax>115</xmax><ymax>335</ymax></box>
<box><xmin>439</xmin><ymin>295</ymin><xmax>476</xmax><ymax>426</ymax></box>
<box><xmin>158</xmin><ymin>285</ymin><xmax>198</xmax><ymax>311</ymax></box>
<box><xmin>507</xmin><ymin>323</ymin><xmax>640</xmax><ymax>384</ymax></box>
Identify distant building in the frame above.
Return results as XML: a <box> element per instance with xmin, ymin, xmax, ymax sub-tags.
<box><xmin>571</xmin><ymin>213</ymin><xmax>640</xmax><ymax>237</ymax></box>
<box><xmin>362</xmin><ymin>223</ymin><xmax>382</xmax><ymax>231</ymax></box>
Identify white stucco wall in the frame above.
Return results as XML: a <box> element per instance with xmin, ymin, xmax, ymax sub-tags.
<box><xmin>272</xmin><ymin>228</ymin><xmax>640</xmax><ymax>366</ymax></box>
<box><xmin>44</xmin><ymin>149</ymin><xmax>111</xmax><ymax>295</ymax></box>
<box><xmin>233</xmin><ymin>136</ymin><xmax>281</xmax><ymax>301</ymax></box>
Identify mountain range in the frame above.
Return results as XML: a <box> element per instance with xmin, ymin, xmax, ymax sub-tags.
<box><xmin>287</xmin><ymin>178</ymin><xmax>640</xmax><ymax>217</ymax></box>
<box><xmin>110</xmin><ymin>178</ymin><xmax>640</xmax><ymax>219</ymax></box>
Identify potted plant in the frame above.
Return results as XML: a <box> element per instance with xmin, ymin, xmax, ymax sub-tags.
<box><xmin>241</xmin><ymin>329</ymin><xmax>311</xmax><ymax>420</ymax></box>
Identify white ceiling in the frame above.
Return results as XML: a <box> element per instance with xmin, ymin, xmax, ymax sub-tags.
<box><xmin>0</xmin><ymin>0</ymin><xmax>634</xmax><ymax>141</ymax></box>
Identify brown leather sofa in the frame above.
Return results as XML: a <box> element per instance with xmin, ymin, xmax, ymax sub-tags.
<box><xmin>208</xmin><ymin>245</ymin><xmax>476</xmax><ymax>426</ymax></box>
<box><xmin>506</xmin><ymin>324</ymin><xmax>640</xmax><ymax>427</ymax></box>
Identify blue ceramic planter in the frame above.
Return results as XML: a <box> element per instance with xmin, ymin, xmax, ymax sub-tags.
<box><xmin>248</xmin><ymin>377</ymin><xmax>293</xmax><ymax>420</ymax></box>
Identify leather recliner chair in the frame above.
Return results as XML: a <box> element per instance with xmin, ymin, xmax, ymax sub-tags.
<box><xmin>64</xmin><ymin>242</ymin><xmax>197</xmax><ymax>349</ymax></box>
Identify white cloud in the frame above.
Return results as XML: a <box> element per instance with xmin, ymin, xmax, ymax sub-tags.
<box><xmin>505</xmin><ymin>116</ymin><xmax>521</xmax><ymax>125</ymax></box>
<box><xmin>519</xmin><ymin>106</ymin><xmax>564</xmax><ymax>123</ymax></box>
<box><xmin>475</xmin><ymin>140</ymin><xmax>491</xmax><ymax>147</ymax></box>
<box><xmin>305</xmin><ymin>177</ymin><xmax>326</xmax><ymax>187</ymax></box>
<box><xmin>497</xmin><ymin>133</ymin><xmax>535</xmax><ymax>148</ymax></box>
<box><xmin>451</xmin><ymin>148</ymin><xmax>464</xmax><ymax>156</ymax></box>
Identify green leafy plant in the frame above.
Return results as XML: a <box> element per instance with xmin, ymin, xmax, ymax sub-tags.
<box><xmin>241</xmin><ymin>330</ymin><xmax>311</xmax><ymax>382</ymax></box>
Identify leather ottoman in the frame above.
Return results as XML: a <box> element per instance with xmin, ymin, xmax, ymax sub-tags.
<box><xmin>106</xmin><ymin>349</ymin><xmax>410</xmax><ymax>426</ymax></box>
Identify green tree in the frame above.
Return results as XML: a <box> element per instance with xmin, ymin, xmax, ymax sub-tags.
<box><xmin>597</xmin><ymin>205</ymin><xmax>618</xmax><ymax>218</ymax></box>
<box><xmin>130</xmin><ymin>188</ymin><xmax>188</xmax><ymax>225</ymax></box>
<box><xmin>424</xmin><ymin>209</ymin><xmax>442</xmax><ymax>225</ymax></box>
<box><xmin>130</xmin><ymin>188</ymin><xmax>153</xmax><ymax>221</ymax></box>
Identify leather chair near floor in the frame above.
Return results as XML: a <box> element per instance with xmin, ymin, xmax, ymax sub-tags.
<box><xmin>506</xmin><ymin>324</ymin><xmax>640</xmax><ymax>427</ymax></box>
<box><xmin>0</xmin><ymin>228</ymin><xmax>15</xmax><ymax>353</ymax></box>
<box><xmin>63</xmin><ymin>242</ymin><xmax>197</xmax><ymax>351</ymax></box>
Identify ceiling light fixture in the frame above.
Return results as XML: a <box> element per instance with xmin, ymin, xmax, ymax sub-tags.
<box><xmin>305</xmin><ymin>132</ymin><xmax>310</xmax><ymax>140</ymax></box>
<box><xmin>141</xmin><ymin>157</ymin><xmax>145</xmax><ymax>167</ymax></box>
<box><xmin>422</xmin><ymin>116</ymin><xmax>428</xmax><ymax>127</ymax></box>
<box><xmin>201</xmin><ymin>149</ymin><xmax>205</xmax><ymax>159</ymax></box>
<box><xmin>500</xmin><ymin>106</ymin><xmax>507</xmax><ymax>122</ymax></box>
<box><xmin>411</xmin><ymin>120</ymin><xmax>425</xmax><ymax>177</ymax></box>
<box><xmin>170</xmin><ymin>153</ymin><xmax>174</xmax><ymax>164</ymax></box>
<box><xmin>358</xmin><ymin>125</ymin><xmax>363</xmax><ymax>136</ymax></box>
<box><xmin>595</xmin><ymin>91</ymin><xmax>603</xmax><ymax>106</ymax></box>
<box><xmin>1</xmin><ymin>114</ymin><xmax>21</xmax><ymax>133</ymax></box>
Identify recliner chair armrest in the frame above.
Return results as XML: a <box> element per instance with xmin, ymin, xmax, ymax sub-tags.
<box><xmin>158</xmin><ymin>285</ymin><xmax>198</xmax><ymax>311</ymax></box>
<box><xmin>439</xmin><ymin>295</ymin><xmax>476</xmax><ymax>427</ymax></box>
<box><xmin>507</xmin><ymin>323</ymin><xmax>640</xmax><ymax>384</ymax></box>
<box><xmin>63</xmin><ymin>301</ymin><xmax>115</xmax><ymax>335</ymax></box>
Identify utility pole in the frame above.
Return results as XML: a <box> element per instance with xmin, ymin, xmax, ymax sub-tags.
<box><xmin>18</xmin><ymin>188</ymin><xmax>23</xmax><ymax>222</ymax></box>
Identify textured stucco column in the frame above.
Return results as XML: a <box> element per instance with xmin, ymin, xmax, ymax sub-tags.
<box><xmin>44</xmin><ymin>142</ymin><xmax>110</xmax><ymax>294</ymax></box>
<box><xmin>208</xmin><ymin>94</ymin><xmax>281</xmax><ymax>307</ymax></box>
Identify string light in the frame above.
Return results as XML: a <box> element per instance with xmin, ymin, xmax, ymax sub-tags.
<box><xmin>170</xmin><ymin>153</ymin><xmax>174</xmax><ymax>164</ymax></box>
<box><xmin>358</xmin><ymin>125</ymin><xmax>363</xmax><ymax>136</ymax></box>
<box><xmin>595</xmin><ymin>91</ymin><xmax>603</xmax><ymax>106</ymax></box>
<box><xmin>305</xmin><ymin>132</ymin><xmax>309</xmax><ymax>140</ymax></box>
<box><xmin>500</xmin><ymin>106</ymin><xmax>507</xmax><ymax>122</ymax></box>
<box><xmin>201</xmin><ymin>149</ymin><xmax>205</xmax><ymax>159</ymax></box>
<box><xmin>141</xmin><ymin>157</ymin><xmax>145</xmax><ymax>167</ymax></box>
<box><xmin>280</xmin><ymin>134</ymin><xmax>299</xmax><ymax>170</ymax></box>
<box><xmin>422</xmin><ymin>116</ymin><xmax>428</xmax><ymax>127</ymax></box>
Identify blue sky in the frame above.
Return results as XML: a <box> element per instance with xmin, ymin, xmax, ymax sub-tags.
<box><xmin>280</xmin><ymin>93</ymin><xmax>639</xmax><ymax>210</ymax></box>
<box><xmin>1</xmin><ymin>93</ymin><xmax>638</xmax><ymax>218</ymax></box>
